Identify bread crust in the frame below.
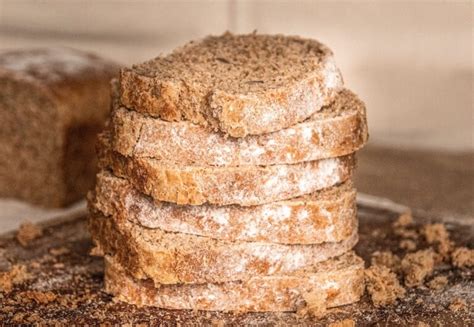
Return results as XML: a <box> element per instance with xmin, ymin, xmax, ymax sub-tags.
<box><xmin>104</xmin><ymin>252</ymin><xmax>365</xmax><ymax>312</ymax></box>
<box><xmin>91</xmin><ymin>170</ymin><xmax>357</xmax><ymax>245</ymax></box>
<box><xmin>111</xmin><ymin>88</ymin><xmax>368</xmax><ymax>166</ymax></box>
<box><xmin>88</xmin><ymin>209</ymin><xmax>358</xmax><ymax>285</ymax></box>
<box><xmin>119</xmin><ymin>33</ymin><xmax>343</xmax><ymax>137</ymax></box>
<box><xmin>98</xmin><ymin>131</ymin><xmax>355</xmax><ymax>206</ymax></box>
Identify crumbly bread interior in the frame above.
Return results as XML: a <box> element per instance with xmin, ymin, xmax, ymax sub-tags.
<box><xmin>132</xmin><ymin>32</ymin><xmax>331</xmax><ymax>95</ymax></box>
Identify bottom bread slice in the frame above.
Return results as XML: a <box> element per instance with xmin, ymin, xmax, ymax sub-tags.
<box><xmin>104</xmin><ymin>252</ymin><xmax>365</xmax><ymax>312</ymax></box>
<box><xmin>88</xmin><ymin>208</ymin><xmax>358</xmax><ymax>285</ymax></box>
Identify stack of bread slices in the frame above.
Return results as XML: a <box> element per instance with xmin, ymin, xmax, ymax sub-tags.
<box><xmin>88</xmin><ymin>33</ymin><xmax>369</xmax><ymax>313</ymax></box>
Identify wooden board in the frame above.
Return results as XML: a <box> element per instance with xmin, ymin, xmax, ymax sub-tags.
<box><xmin>0</xmin><ymin>201</ymin><xmax>472</xmax><ymax>326</ymax></box>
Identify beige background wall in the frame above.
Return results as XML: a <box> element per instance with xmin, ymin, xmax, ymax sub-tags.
<box><xmin>0</xmin><ymin>0</ymin><xmax>472</xmax><ymax>151</ymax></box>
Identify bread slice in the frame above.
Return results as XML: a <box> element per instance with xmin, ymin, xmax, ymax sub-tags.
<box><xmin>119</xmin><ymin>32</ymin><xmax>343</xmax><ymax>137</ymax></box>
<box><xmin>111</xmin><ymin>88</ymin><xmax>368</xmax><ymax>166</ymax></box>
<box><xmin>0</xmin><ymin>48</ymin><xmax>118</xmax><ymax>207</ymax></box>
<box><xmin>88</xmin><ymin>208</ymin><xmax>358</xmax><ymax>285</ymax></box>
<box><xmin>97</xmin><ymin>132</ymin><xmax>355</xmax><ymax>206</ymax></box>
<box><xmin>104</xmin><ymin>252</ymin><xmax>365</xmax><ymax>312</ymax></box>
<box><xmin>91</xmin><ymin>170</ymin><xmax>357</xmax><ymax>245</ymax></box>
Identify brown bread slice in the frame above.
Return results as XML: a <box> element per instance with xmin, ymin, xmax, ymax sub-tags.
<box><xmin>0</xmin><ymin>48</ymin><xmax>118</xmax><ymax>207</ymax></box>
<box><xmin>104</xmin><ymin>252</ymin><xmax>365</xmax><ymax>312</ymax></box>
<box><xmin>88</xmin><ymin>208</ymin><xmax>358</xmax><ymax>285</ymax></box>
<box><xmin>111</xmin><ymin>88</ymin><xmax>368</xmax><ymax>166</ymax></box>
<box><xmin>119</xmin><ymin>32</ymin><xmax>343</xmax><ymax>137</ymax></box>
<box><xmin>97</xmin><ymin>131</ymin><xmax>355</xmax><ymax>206</ymax></box>
<box><xmin>91</xmin><ymin>170</ymin><xmax>357</xmax><ymax>245</ymax></box>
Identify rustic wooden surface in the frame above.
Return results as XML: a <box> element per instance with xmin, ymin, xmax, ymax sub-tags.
<box><xmin>0</xmin><ymin>146</ymin><xmax>472</xmax><ymax>325</ymax></box>
<box><xmin>0</xmin><ymin>203</ymin><xmax>472</xmax><ymax>325</ymax></box>
<box><xmin>355</xmin><ymin>146</ymin><xmax>474</xmax><ymax>218</ymax></box>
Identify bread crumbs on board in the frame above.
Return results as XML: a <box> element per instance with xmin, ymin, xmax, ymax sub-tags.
<box><xmin>392</xmin><ymin>211</ymin><xmax>414</xmax><ymax>228</ymax></box>
<box><xmin>421</xmin><ymin>223</ymin><xmax>454</xmax><ymax>259</ymax></box>
<box><xmin>21</xmin><ymin>290</ymin><xmax>57</xmax><ymax>304</ymax></box>
<box><xmin>364</xmin><ymin>265</ymin><xmax>406</xmax><ymax>307</ymax></box>
<box><xmin>16</xmin><ymin>221</ymin><xmax>43</xmax><ymax>247</ymax></box>
<box><xmin>328</xmin><ymin>318</ymin><xmax>356</xmax><ymax>327</ymax></box>
<box><xmin>401</xmin><ymin>249</ymin><xmax>437</xmax><ymax>287</ymax></box>
<box><xmin>296</xmin><ymin>290</ymin><xmax>327</xmax><ymax>318</ymax></box>
<box><xmin>451</xmin><ymin>247</ymin><xmax>474</xmax><ymax>268</ymax></box>
<box><xmin>449</xmin><ymin>298</ymin><xmax>467</xmax><ymax>312</ymax></box>
<box><xmin>399</xmin><ymin>239</ymin><xmax>417</xmax><ymax>251</ymax></box>
<box><xmin>0</xmin><ymin>264</ymin><xmax>28</xmax><ymax>293</ymax></box>
<box><xmin>370</xmin><ymin>251</ymin><xmax>401</xmax><ymax>272</ymax></box>
<box><xmin>427</xmin><ymin>275</ymin><xmax>448</xmax><ymax>290</ymax></box>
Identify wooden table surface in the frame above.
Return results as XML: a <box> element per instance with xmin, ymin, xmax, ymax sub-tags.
<box><xmin>355</xmin><ymin>145</ymin><xmax>473</xmax><ymax>219</ymax></box>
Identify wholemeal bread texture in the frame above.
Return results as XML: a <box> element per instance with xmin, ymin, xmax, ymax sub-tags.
<box><xmin>119</xmin><ymin>32</ymin><xmax>343</xmax><ymax>137</ymax></box>
<box><xmin>111</xmin><ymin>87</ymin><xmax>368</xmax><ymax>166</ymax></box>
<box><xmin>91</xmin><ymin>170</ymin><xmax>357</xmax><ymax>244</ymax></box>
<box><xmin>104</xmin><ymin>252</ymin><xmax>365</xmax><ymax>312</ymax></box>
<box><xmin>97</xmin><ymin>131</ymin><xmax>355</xmax><ymax>206</ymax></box>
<box><xmin>0</xmin><ymin>48</ymin><xmax>118</xmax><ymax>207</ymax></box>
<box><xmin>88</xmin><ymin>208</ymin><xmax>358</xmax><ymax>285</ymax></box>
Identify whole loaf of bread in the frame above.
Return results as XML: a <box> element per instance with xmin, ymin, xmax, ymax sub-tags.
<box><xmin>0</xmin><ymin>48</ymin><xmax>118</xmax><ymax>207</ymax></box>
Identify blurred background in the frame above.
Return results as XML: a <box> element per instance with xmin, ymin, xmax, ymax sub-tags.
<box><xmin>1</xmin><ymin>0</ymin><xmax>471</xmax><ymax>151</ymax></box>
<box><xmin>0</xmin><ymin>1</ymin><xmax>472</xmax><ymax>231</ymax></box>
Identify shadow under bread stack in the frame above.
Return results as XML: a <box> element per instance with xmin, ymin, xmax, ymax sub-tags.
<box><xmin>88</xmin><ymin>33</ymin><xmax>369</xmax><ymax>313</ymax></box>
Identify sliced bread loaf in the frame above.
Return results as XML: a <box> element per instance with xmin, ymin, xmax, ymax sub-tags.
<box><xmin>119</xmin><ymin>32</ymin><xmax>343</xmax><ymax>137</ymax></box>
<box><xmin>97</xmin><ymin>132</ymin><xmax>355</xmax><ymax>206</ymax></box>
<box><xmin>0</xmin><ymin>48</ymin><xmax>118</xmax><ymax>207</ymax></box>
<box><xmin>91</xmin><ymin>170</ymin><xmax>357</xmax><ymax>245</ymax></box>
<box><xmin>88</xmin><ymin>208</ymin><xmax>358</xmax><ymax>285</ymax></box>
<box><xmin>111</xmin><ymin>88</ymin><xmax>368</xmax><ymax>166</ymax></box>
<box><xmin>104</xmin><ymin>252</ymin><xmax>364</xmax><ymax>312</ymax></box>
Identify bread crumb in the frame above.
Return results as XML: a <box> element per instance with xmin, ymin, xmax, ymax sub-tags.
<box><xmin>427</xmin><ymin>276</ymin><xmax>448</xmax><ymax>290</ymax></box>
<box><xmin>399</xmin><ymin>239</ymin><xmax>417</xmax><ymax>251</ymax></box>
<box><xmin>448</xmin><ymin>298</ymin><xmax>467</xmax><ymax>312</ymax></box>
<box><xmin>394</xmin><ymin>228</ymin><xmax>419</xmax><ymax>240</ymax></box>
<box><xmin>89</xmin><ymin>246</ymin><xmax>104</xmax><ymax>256</ymax></box>
<box><xmin>365</xmin><ymin>265</ymin><xmax>406</xmax><ymax>307</ymax></box>
<box><xmin>0</xmin><ymin>264</ymin><xmax>28</xmax><ymax>293</ymax></box>
<box><xmin>451</xmin><ymin>247</ymin><xmax>474</xmax><ymax>268</ymax></box>
<box><xmin>49</xmin><ymin>247</ymin><xmax>70</xmax><ymax>256</ymax></box>
<box><xmin>401</xmin><ymin>249</ymin><xmax>437</xmax><ymax>287</ymax></box>
<box><xmin>371</xmin><ymin>251</ymin><xmax>401</xmax><ymax>272</ymax></box>
<box><xmin>11</xmin><ymin>312</ymin><xmax>26</xmax><ymax>323</ymax></box>
<box><xmin>53</xmin><ymin>263</ymin><xmax>65</xmax><ymax>269</ymax></box>
<box><xmin>422</xmin><ymin>223</ymin><xmax>449</xmax><ymax>244</ymax></box>
<box><xmin>211</xmin><ymin>319</ymin><xmax>225</xmax><ymax>327</ymax></box>
<box><xmin>393</xmin><ymin>211</ymin><xmax>414</xmax><ymax>228</ymax></box>
<box><xmin>30</xmin><ymin>261</ymin><xmax>41</xmax><ymax>269</ymax></box>
<box><xmin>296</xmin><ymin>290</ymin><xmax>327</xmax><ymax>318</ymax></box>
<box><xmin>328</xmin><ymin>318</ymin><xmax>355</xmax><ymax>327</ymax></box>
<box><xmin>416</xmin><ymin>322</ymin><xmax>429</xmax><ymax>327</ymax></box>
<box><xmin>22</xmin><ymin>290</ymin><xmax>57</xmax><ymax>304</ymax></box>
<box><xmin>421</xmin><ymin>223</ymin><xmax>453</xmax><ymax>259</ymax></box>
<box><xmin>16</xmin><ymin>222</ymin><xmax>43</xmax><ymax>247</ymax></box>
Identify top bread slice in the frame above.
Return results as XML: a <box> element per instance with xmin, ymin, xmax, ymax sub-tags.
<box><xmin>111</xmin><ymin>87</ymin><xmax>368</xmax><ymax>166</ymax></box>
<box><xmin>119</xmin><ymin>32</ymin><xmax>343</xmax><ymax>137</ymax></box>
